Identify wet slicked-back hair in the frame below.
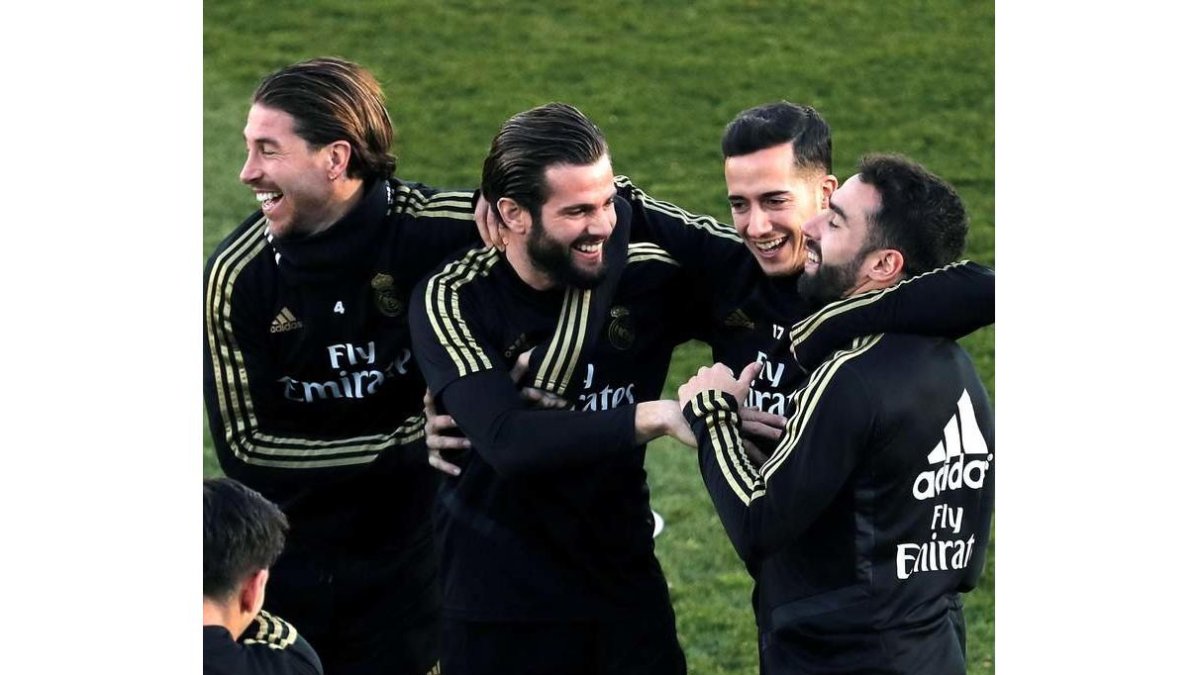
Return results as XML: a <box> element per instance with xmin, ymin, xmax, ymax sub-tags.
<box><xmin>856</xmin><ymin>153</ymin><xmax>968</xmax><ymax>277</ymax></box>
<box><xmin>480</xmin><ymin>102</ymin><xmax>609</xmax><ymax>213</ymax></box>
<box><xmin>721</xmin><ymin>101</ymin><xmax>832</xmax><ymax>174</ymax></box>
<box><xmin>253</xmin><ymin>57</ymin><xmax>397</xmax><ymax>182</ymax></box>
<box><xmin>203</xmin><ymin>477</ymin><xmax>288</xmax><ymax>601</ymax></box>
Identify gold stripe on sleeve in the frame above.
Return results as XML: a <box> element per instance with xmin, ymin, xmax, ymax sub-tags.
<box><xmin>423</xmin><ymin>247</ymin><xmax>501</xmax><ymax>377</ymax></box>
<box><xmin>763</xmin><ymin>335</ymin><xmax>883</xmax><ymax>482</ymax></box>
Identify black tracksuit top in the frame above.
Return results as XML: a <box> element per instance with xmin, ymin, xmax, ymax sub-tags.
<box><xmin>203</xmin><ymin>177</ymin><xmax>479</xmax><ymax>551</ymax></box>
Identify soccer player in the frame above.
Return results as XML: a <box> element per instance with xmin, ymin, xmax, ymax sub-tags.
<box><xmin>203</xmin><ymin>57</ymin><xmax>482</xmax><ymax>675</ymax></box>
<box><xmin>204</xmin><ymin>477</ymin><xmax>322</xmax><ymax>675</ymax></box>
<box><xmin>410</xmin><ymin>103</ymin><xmax>713</xmax><ymax>675</ymax></box>
<box><xmin>679</xmin><ymin>154</ymin><xmax>995</xmax><ymax>674</ymax></box>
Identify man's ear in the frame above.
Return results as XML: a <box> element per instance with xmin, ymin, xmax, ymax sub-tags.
<box><xmin>820</xmin><ymin>174</ymin><xmax>838</xmax><ymax>209</ymax></box>
<box><xmin>326</xmin><ymin>140</ymin><xmax>353</xmax><ymax>181</ymax></box>
<box><xmin>239</xmin><ymin>568</ymin><xmax>270</xmax><ymax>617</ymax></box>
<box><xmin>497</xmin><ymin>197</ymin><xmax>532</xmax><ymax>235</ymax></box>
<box><xmin>865</xmin><ymin>248</ymin><xmax>905</xmax><ymax>285</ymax></box>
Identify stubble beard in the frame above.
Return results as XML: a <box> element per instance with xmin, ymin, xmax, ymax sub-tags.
<box><xmin>795</xmin><ymin>245</ymin><xmax>869</xmax><ymax>307</ymax></box>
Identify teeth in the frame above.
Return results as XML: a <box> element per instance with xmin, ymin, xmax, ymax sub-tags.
<box><xmin>256</xmin><ymin>191</ymin><xmax>282</xmax><ymax>203</ymax></box>
<box><xmin>753</xmin><ymin>237</ymin><xmax>786</xmax><ymax>252</ymax></box>
<box><xmin>575</xmin><ymin>242</ymin><xmax>602</xmax><ymax>253</ymax></box>
<box><xmin>807</xmin><ymin>250</ymin><xmax>819</xmax><ymax>263</ymax></box>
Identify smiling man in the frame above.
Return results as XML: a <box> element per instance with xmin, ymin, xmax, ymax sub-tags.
<box><xmin>239</xmin><ymin>101</ymin><xmax>368</xmax><ymax>240</ymax></box>
<box><xmin>410</xmin><ymin>102</ymin><xmax>713</xmax><ymax>675</ymax></box>
<box><xmin>680</xmin><ymin>154</ymin><xmax>996</xmax><ymax>675</ymax></box>
<box><xmin>495</xmin><ymin>153</ymin><xmax>615</xmax><ymax>290</ymax></box>
<box><xmin>694</xmin><ymin>102</ymin><xmax>844</xmax><ymax>424</ymax></box>
<box><xmin>203</xmin><ymin>57</ymin><xmax>485</xmax><ymax>675</ymax></box>
<box><xmin>724</xmin><ymin>105</ymin><xmax>836</xmax><ymax>277</ymax></box>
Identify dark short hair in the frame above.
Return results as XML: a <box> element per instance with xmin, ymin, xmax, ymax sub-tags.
<box><xmin>856</xmin><ymin>154</ymin><xmax>968</xmax><ymax>277</ymax></box>
<box><xmin>203</xmin><ymin>478</ymin><xmax>288</xmax><ymax>601</ymax></box>
<box><xmin>721</xmin><ymin>101</ymin><xmax>832</xmax><ymax>174</ymax></box>
<box><xmin>253</xmin><ymin>57</ymin><xmax>397</xmax><ymax>182</ymax></box>
<box><xmin>480</xmin><ymin>103</ymin><xmax>609</xmax><ymax>213</ymax></box>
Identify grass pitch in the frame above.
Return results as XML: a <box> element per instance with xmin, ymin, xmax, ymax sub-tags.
<box><xmin>204</xmin><ymin>2</ymin><xmax>995</xmax><ymax>672</ymax></box>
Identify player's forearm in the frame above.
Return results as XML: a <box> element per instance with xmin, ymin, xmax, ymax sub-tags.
<box><xmin>440</xmin><ymin>370</ymin><xmax>637</xmax><ymax>477</ymax></box>
<box><xmin>883</xmin><ymin>259</ymin><xmax>995</xmax><ymax>337</ymax></box>
<box><xmin>634</xmin><ymin>399</ymin><xmax>695</xmax><ymax>446</ymax></box>
<box><xmin>684</xmin><ymin>390</ymin><xmax>815</xmax><ymax>562</ymax></box>
<box><xmin>682</xmin><ymin>391</ymin><xmax>763</xmax><ymax>562</ymax></box>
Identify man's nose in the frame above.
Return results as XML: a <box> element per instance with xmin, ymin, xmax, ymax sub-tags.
<box><xmin>589</xmin><ymin>208</ymin><xmax>615</xmax><ymax>237</ymax></box>
<box><xmin>746</xmin><ymin>206</ymin><xmax>771</xmax><ymax>237</ymax></box>
<box><xmin>239</xmin><ymin>153</ymin><xmax>261</xmax><ymax>184</ymax></box>
<box><xmin>800</xmin><ymin>210</ymin><xmax>826</xmax><ymax>240</ymax></box>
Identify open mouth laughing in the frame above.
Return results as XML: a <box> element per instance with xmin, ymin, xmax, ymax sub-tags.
<box><xmin>752</xmin><ymin>235</ymin><xmax>788</xmax><ymax>255</ymax></box>
<box><xmin>256</xmin><ymin>190</ymin><xmax>283</xmax><ymax>214</ymax></box>
<box><xmin>573</xmin><ymin>238</ymin><xmax>605</xmax><ymax>261</ymax></box>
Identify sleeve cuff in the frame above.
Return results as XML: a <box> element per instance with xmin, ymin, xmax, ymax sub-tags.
<box><xmin>682</xmin><ymin>390</ymin><xmax>741</xmax><ymax>427</ymax></box>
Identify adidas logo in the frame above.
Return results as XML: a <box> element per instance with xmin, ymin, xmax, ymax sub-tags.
<box><xmin>723</xmin><ymin>308</ymin><xmax>755</xmax><ymax>329</ymax></box>
<box><xmin>912</xmin><ymin>390</ymin><xmax>992</xmax><ymax>501</ymax></box>
<box><xmin>269</xmin><ymin>307</ymin><xmax>304</xmax><ymax>334</ymax></box>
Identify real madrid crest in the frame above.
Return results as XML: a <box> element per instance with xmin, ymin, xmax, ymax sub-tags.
<box><xmin>607</xmin><ymin>306</ymin><xmax>635</xmax><ymax>351</ymax></box>
<box><xmin>371</xmin><ymin>273</ymin><xmax>405</xmax><ymax>317</ymax></box>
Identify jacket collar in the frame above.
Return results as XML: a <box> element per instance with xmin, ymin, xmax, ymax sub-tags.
<box><xmin>268</xmin><ymin>178</ymin><xmax>391</xmax><ymax>283</ymax></box>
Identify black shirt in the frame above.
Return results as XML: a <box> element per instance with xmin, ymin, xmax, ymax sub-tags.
<box><xmin>203</xmin><ymin>177</ymin><xmax>479</xmax><ymax>552</ymax></box>
<box><xmin>204</xmin><ymin>612</ymin><xmax>323</xmax><ymax>675</ymax></box>
<box><xmin>411</xmin><ymin>207</ymin><xmax>693</xmax><ymax>620</ymax></box>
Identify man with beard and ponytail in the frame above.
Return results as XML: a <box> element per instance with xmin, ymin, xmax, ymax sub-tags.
<box><xmin>679</xmin><ymin>154</ymin><xmax>995</xmax><ymax>675</ymax></box>
<box><xmin>203</xmin><ymin>57</ymin><xmax>484</xmax><ymax>675</ymax></box>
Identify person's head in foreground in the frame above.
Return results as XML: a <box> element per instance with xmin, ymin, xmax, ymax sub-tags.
<box><xmin>203</xmin><ymin>477</ymin><xmax>289</xmax><ymax>638</ymax></box>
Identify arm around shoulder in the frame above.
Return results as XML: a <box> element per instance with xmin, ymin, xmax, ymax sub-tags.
<box><xmin>789</xmin><ymin>260</ymin><xmax>995</xmax><ymax>371</ymax></box>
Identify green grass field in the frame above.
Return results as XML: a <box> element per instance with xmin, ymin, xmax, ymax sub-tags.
<box><xmin>204</xmin><ymin>2</ymin><xmax>994</xmax><ymax>672</ymax></box>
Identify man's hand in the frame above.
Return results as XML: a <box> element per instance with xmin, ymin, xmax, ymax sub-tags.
<box><xmin>738</xmin><ymin>406</ymin><xmax>786</xmax><ymax>468</ymax></box>
<box><xmin>635</xmin><ymin>400</ymin><xmax>696</xmax><ymax>447</ymax></box>
<box><xmin>742</xmin><ymin>440</ymin><xmax>770</xmax><ymax>469</ymax></box>
<box><xmin>739</xmin><ymin>406</ymin><xmax>786</xmax><ymax>444</ymax></box>
<box><xmin>474</xmin><ymin>197</ymin><xmax>506</xmax><ymax>251</ymax></box>
<box><xmin>425</xmin><ymin>345</ymin><xmax>576</xmax><ymax>476</ymax></box>
<box><xmin>510</xmin><ymin>349</ymin><xmax>570</xmax><ymax>409</ymax></box>
<box><xmin>678</xmin><ymin>361</ymin><xmax>761</xmax><ymax>406</ymax></box>
<box><xmin>662</xmin><ymin>404</ymin><xmax>698</xmax><ymax>448</ymax></box>
<box><xmin>424</xmin><ymin>390</ymin><xmax>466</xmax><ymax>476</ymax></box>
